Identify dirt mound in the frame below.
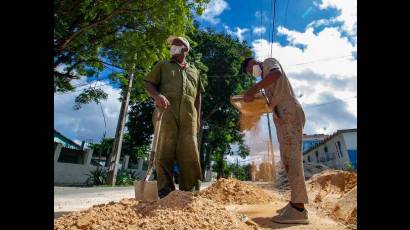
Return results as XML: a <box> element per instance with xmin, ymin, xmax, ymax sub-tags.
<box><xmin>199</xmin><ymin>178</ymin><xmax>275</xmax><ymax>205</ymax></box>
<box><xmin>55</xmin><ymin>191</ymin><xmax>254</xmax><ymax>230</ymax></box>
<box><xmin>303</xmin><ymin>163</ymin><xmax>330</xmax><ymax>180</ymax></box>
<box><xmin>275</xmin><ymin>162</ymin><xmax>330</xmax><ymax>189</ymax></box>
<box><xmin>307</xmin><ymin>170</ymin><xmax>356</xmax><ymax>195</ymax></box>
<box><xmin>331</xmin><ymin>186</ymin><xmax>357</xmax><ymax>226</ymax></box>
<box><xmin>306</xmin><ymin>170</ymin><xmax>357</xmax><ymax>228</ymax></box>
<box><xmin>54</xmin><ymin>198</ymin><xmax>140</xmax><ymax>230</ymax></box>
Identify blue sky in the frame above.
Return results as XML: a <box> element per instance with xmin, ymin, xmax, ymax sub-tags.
<box><xmin>197</xmin><ymin>0</ymin><xmax>343</xmax><ymax>46</ymax></box>
<box><xmin>54</xmin><ymin>0</ymin><xmax>357</xmax><ymax>164</ymax></box>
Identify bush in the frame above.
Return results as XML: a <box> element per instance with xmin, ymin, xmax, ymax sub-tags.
<box><xmin>85</xmin><ymin>167</ymin><xmax>108</xmax><ymax>186</ymax></box>
<box><xmin>344</xmin><ymin>162</ymin><xmax>355</xmax><ymax>172</ymax></box>
<box><xmin>85</xmin><ymin>168</ymin><xmax>139</xmax><ymax>186</ymax></box>
<box><xmin>116</xmin><ymin>169</ymin><xmax>137</xmax><ymax>186</ymax></box>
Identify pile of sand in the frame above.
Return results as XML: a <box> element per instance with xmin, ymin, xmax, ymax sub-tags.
<box><xmin>303</xmin><ymin>163</ymin><xmax>330</xmax><ymax>180</ymax></box>
<box><xmin>134</xmin><ymin>191</ymin><xmax>253</xmax><ymax>230</ymax></box>
<box><xmin>54</xmin><ymin>191</ymin><xmax>254</xmax><ymax>230</ymax></box>
<box><xmin>199</xmin><ymin>178</ymin><xmax>275</xmax><ymax>205</ymax></box>
<box><xmin>306</xmin><ymin>170</ymin><xmax>357</xmax><ymax>227</ymax></box>
<box><xmin>276</xmin><ymin>162</ymin><xmax>331</xmax><ymax>189</ymax></box>
<box><xmin>54</xmin><ymin>199</ymin><xmax>140</xmax><ymax>230</ymax></box>
<box><xmin>332</xmin><ymin>186</ymin><xmax>357</xmax><ymax>226</ymax></box>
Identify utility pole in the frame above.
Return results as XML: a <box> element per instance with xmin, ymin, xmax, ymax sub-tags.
<box><xmin>107</xmin><ymin>71</ymin><xmax>135</xmax><ymax>186</ymax></box>
<box><xmin>266</xmin><ymin>113</ymin><xmax>276</xmax><ymax>182</ymax></box>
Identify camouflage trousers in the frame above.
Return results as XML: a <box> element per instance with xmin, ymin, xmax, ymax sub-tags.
<box><xmin>272</xmin><ymin>98</ymin><xmax>309</xmax><ymax>204</ymax></box>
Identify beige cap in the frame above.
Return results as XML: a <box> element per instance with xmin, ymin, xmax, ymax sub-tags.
<box><xmin>167</xmin><ymin>35</ymin><xmax>190</xmax><ymax>51</ymax></box>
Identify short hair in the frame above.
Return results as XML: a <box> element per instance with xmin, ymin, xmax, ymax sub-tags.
<box><xmin>242</xmin><ymin>57</ymin><xmax>255</xmax><ymax>74</ymax></box>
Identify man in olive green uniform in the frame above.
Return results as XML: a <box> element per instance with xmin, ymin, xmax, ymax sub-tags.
<box><xmin>242</xmin><ymin>57</ymin><xmax>309</xmax><ymax>224</ymax></box>
<box><xmin>144</xmin><ymin>36</ymin><xmax>204</xmax><ymax>198</ymax></box>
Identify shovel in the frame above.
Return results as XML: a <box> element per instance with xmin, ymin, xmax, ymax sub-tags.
<box><xmin>134</xmin><ymin>109</ymin><xmax>164</xmax><ymax>201</ymax></box>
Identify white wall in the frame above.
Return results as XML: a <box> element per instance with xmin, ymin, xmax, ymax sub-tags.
<box><xmin>54</xmin><ymin>162</ymin><xmax>98</xmax><ymax>185</ymax></box>
<box><xmin>342</xmin><ymin>132</ymin><xmax>357</xmax><ymax>150</ymax></box>
<box><xmin>303</xmin><ymin>132</ymin><xmax>355</xmax><ymax>170</ymax></box>
<box><xmin>54</xmin><ymin>162</ymin><xmax>144</xmax><ymax>185</ymax></box>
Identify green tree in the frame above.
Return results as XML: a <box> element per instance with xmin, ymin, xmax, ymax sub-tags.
<box><xmin>54</xmin><ymin>0</ymin><xmax>209</xmax><ymax>103</ymax></box>
<box><xmin>89</xmin><ymin>137</ymin><xmax>114</xmax><ymax>163</ymax></box>
<box><xmin>231</xmin><ymin>163</ymin><xmax>251</xmax><ymax>181</ymax></box>
<box><xmin>126</xmin><ymin>98</ymin><xmax>155</xmax><ymax>161</ymax></box>
<box><xmin>188</xmin><ymin>28</ymin><xmax>254</xmax><ymax>178</ymax></box>
<box><xmin>89</xmin><ymin>133</ymin><xmax>142</xmax><ymax>166</ymax></box>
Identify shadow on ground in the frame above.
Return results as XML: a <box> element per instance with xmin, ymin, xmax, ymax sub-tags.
<box><xmin>252</xmin><ymin>217</ymin><xmax>301</xmax><ymax>229</ymax></box>
<box><xmin>54</xmin><ymin>211</ymin><xmax>72</xmax><ymax>219</ymax></box>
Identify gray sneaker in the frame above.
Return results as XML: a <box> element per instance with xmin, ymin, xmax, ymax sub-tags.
<box><xmin>272</xmin><ymin>205</ymin><xmax>309</xmax><ymax>224</ymax></box>
<box><xmin>276</xmin><ymin>202</ymin><xmax>291</xmax><ymax>214</ymax></box>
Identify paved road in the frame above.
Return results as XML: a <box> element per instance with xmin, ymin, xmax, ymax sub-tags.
<box><xmin>54</xmin><ymin>182</ymin><xmax>213</xmax><ymax>218</ymax></box>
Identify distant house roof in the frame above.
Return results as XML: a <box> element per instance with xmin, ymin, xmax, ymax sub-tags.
<box><xmin>303</xmin><ymin>133</ymin><xmax>329</xmax><ymax>139</ymax></box>
<box><xmin>303</xmin><ymin>128</ymin><xmax>357</xmax><ymax>155</ymax></box>
<box><xmin>54</xmin><ymin>129</ymin><xmax>81</xmax><ymax>149</ymax></box>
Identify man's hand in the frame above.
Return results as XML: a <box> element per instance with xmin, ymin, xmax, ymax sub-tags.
<box><xmin>244</xmin><ymin>88</ymin><xmax>257</xmax><ymax>102</ymax></box>
<box><xmin>155</xmin><ymin>94</ymin><xmax>170</xmax><ymax>109</ymax></box>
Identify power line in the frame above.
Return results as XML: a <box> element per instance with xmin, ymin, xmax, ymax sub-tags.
<box><xmin>248</xmin><ymin>0</ymin><xmax>253</xmax><ymax>42</ymax></box>
<box><xmin>287</xmin><ymin>55</ymin><xmax>353</xmax><ymax>69</ymax></box>
<box><xmin>303</xmin><ymin>96</ymin><xmax>357</xmax><ymax>109</ymax></box>
<box><xmin>259</xmin><ymin>2</ymin><xmax>263</xmax><ymax>40</ymax></box>
<box><xmin>268</xmin><ymin>0</ymin><xmax>272</xmax><ymax>43</ymax></box>
<box><xmin>281</xmin><ymin>0</ymin><xmax>290</xmax><ymax>45</ymax></box>
<box><xmin>205</xmin><ymin>55</ymin><xmax>354</xmax><ymax>78</ymax></box>
<box><xmin>55</xmin><ymin>81</ymin><xmax>113</xmax><ymax>96</ymax></box>
<box><xmin>270</xmin><ymin>0</ymin><xmax>277</xmax><ymax>57</ymax></box>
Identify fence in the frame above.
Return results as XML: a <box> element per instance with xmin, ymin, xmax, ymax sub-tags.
<box><xmin>54</xmin><ymin>143</ymin><xmax>145</xmax><ymax>185</ymax></box>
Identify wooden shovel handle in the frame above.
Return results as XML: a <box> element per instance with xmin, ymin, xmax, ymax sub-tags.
<box><xmin>144</xmin><ymin>109</ymin><xmax>164</xmax><ymax>182</ymax></box>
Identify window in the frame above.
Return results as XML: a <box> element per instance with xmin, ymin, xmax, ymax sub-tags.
<box><xmin>308</xmin><ymin>156</ymin><xmax>311</xmax><ymax>162</ymax></box>
<box><xmin>324</xmin><ymin>146</ymin><xmax>328</xmax><ymax>152</ymax></box>
<box><xmin>337</xmin><ymin>141</ymin><xmax>343</xmax><ymax>157</ymax></box>
<box><xmin>315</xmin><ymin>151</ymin><xmax>319</xmax><ymax>163</ymax></box>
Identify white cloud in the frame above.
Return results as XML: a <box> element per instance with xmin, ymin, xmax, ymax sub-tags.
<box><xmin>254</xmin><ymin>26</ymin><xmax>356</xmax><ymax>77</ymax></box>
<box><xmin>200</xmin><ymin>0</ymin><xmax>229</xmax><ymax>24</ymax></box>
<box><xmin>307</xmin><ymin>18</ymin><xmax>337</xmax><ymax>28</ymax></box>
<box><xmin>255</xmin><ymin>11</ymin><xmax>270</xmax><ymax>23</ymax></box>
<box><xmin>312</xmin><ymin>0</ymin><xmax>357</xmax><ymax>36</ymax></box>
<box><xmin>253</xmin><ymin>26</ymin><xmax>266</xmax><ymax>35</ymax></box>
<box><xmin>54</xmin><ymin>78</ymin><xmax>122</xmax><ymax>142</ymax></box>
<box><xmin>226</xmin><ymin>26</ymin><xmax>249</xmax><ymax>42</ymax></box>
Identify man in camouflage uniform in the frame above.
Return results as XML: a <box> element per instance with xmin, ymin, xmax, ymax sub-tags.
<box><xmin>242</xmin><ymin>57</ymin><xmax>309</xmax><ymax>224</ymax></box>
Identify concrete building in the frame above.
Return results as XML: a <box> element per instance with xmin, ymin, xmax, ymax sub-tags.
<box><xmin>54</xmin><ymin>129</ymin><xmax>82</xmax><ymax>150</ymax></box>
<box><xmin>303</xmin><ymin>129</ymin><xmax>357</xmax><ymax>170</ymax></box>
<box><xmin>54</xmin><ymin>129</ymin><xmax>144</xmax><ymax>185</ymax></box>
<box><xmin>302</xmin><ymin>133</ymin><xmax>329</xmax><ymax>153</ymax></box>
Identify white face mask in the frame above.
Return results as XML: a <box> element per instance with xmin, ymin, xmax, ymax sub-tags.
<box><xmin>170</xmin><ymin>45</ymin><xmax>184</xmax><ymax>55</ymax></box>
<box><xmin>252</xmin><ymin>64</ymin><xmax>262</xmax><ymax>77</ymax></box>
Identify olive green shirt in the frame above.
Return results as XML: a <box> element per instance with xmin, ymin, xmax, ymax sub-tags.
<box><xmin>144</xmin><ymin>59</ymin><xmax>204</xmax><ymax>118</ymax></box>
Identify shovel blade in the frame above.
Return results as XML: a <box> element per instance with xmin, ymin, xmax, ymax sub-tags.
<box><xmin>134</xmin><ymin>180</ymin><xmax>159</xmax><ymax>201</ymax></box>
